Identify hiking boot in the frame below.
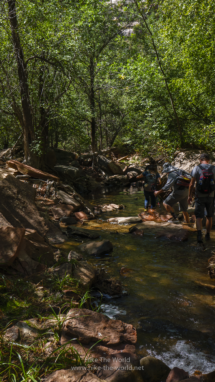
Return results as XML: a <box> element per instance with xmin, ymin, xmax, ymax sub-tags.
<box><xmin>205</xmin><ymin>232</ymin><xmax>210</xmax><ymax>241</ymax></box>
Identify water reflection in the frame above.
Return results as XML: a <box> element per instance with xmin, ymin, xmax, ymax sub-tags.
<box><xmin>61</xmin><ymin>185</ymin><xmax>215</xmax><ymax>373</ymax></box>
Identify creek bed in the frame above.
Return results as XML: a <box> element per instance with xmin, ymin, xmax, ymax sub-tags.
<box><xmin>59</xmin><ymin>185</ymin><xmax>215</xmax><ymax>374</ymax></box>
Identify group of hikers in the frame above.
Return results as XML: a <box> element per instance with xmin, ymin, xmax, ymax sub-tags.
<box><xmin>137</xmin><ymin>153</ymin><xmax>215</xmax><ymax>244</ymax></box>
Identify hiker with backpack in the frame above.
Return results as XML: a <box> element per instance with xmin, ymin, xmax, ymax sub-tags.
<box><xmin>136</xmin><ymin>164</ymin><xmax>161</xmax><ymax>210</ymax></box>
<box><xmin>188</xmin><ymin>153</ymin><xmax>215</xmax><ymax>243</ymax></box>
<box><xmin>154</xmin><ymin>163</ymin><xmax>191</xmax><ymax>223</ymax></box>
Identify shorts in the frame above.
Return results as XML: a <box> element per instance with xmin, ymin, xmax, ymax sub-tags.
<box><xmin>195</xmin><ymin>197</ymin><xmax>214</xmax><ymax>219</ymax></box>
<box><xmin>164</xmin><ymin>192</ymin><xmax>188</xmax><ymax>212</ymax></box>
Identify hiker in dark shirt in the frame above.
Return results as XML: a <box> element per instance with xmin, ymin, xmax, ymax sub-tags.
<box><xmin>154</xmin><ymin>163</ymin><xmax>190</xmax><ymax>223</ymax></box>
<box><xmin>136</xmin><ymin>165</ymin><xmax>161</xmax><ymax>210</ymax></box>
<box><xmin>188</xmin><ymin>153</ymin><xmax>215</xmax><ymax>243</ymax></box>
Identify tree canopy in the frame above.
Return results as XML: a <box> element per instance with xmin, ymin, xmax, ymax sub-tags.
<box><xmin>0</xmin><ymin>0</ymin><xmax>214</xmax><ymax>164</ymax></box>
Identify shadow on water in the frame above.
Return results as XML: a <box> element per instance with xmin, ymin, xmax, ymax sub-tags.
<box><xmin>60</xmin><ymin>185</ymin><xmax>215</xmax><ymax>373</ymax></box>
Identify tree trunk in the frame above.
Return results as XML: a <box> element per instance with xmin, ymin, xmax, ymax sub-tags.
<box><xmin>7</xmin><ymin>0</ymin><xmax>34</xmax><ymax>161</ymax></box>
<box><xmin>90</xmin><ymin>57</ymin><xmax>96</xmax><ymax>151</ymax></box>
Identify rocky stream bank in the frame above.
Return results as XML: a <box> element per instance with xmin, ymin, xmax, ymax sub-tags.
<box><xmin>0</xmin><ymin>148</ymin><xmax>215</xmax><ymax>382</ymax></box>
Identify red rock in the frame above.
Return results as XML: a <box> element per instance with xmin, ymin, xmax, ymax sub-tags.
<box><xmin>6</xmin><ymin>160</ymin><xmax>59</xmax><ymax>182</ymax></box>
<box><xmin>51</xmin><ymin>204</ymin><xmax>75</xmax><ymax>219</ymax></box>
<box><xmin>0</xmin><ymin>227</ymin><xmax>25</xmax><ymax>266</ymax></box>
<box><xmin>60</xmin><ymin>309</ymin><xmax>139</xmax><ymax>382</ymax></box>
<box><xmin>166</xmin><ymin>367</ymin><xmax>189</xmax><ymax>382</ymax></box>
<box><xmin>74</xmin><ymin>211</ymin><xmax>89</xmax><ymax>220</ymax></box>
<box><xmin>21</xmin><ymin>229</ymin><xmax>55</xmax><ymax>267</ymax></box>
<box><xmin>43</xmin><ymin>370</ymin><xmax>104</xmax><ymax>382</ymax></box>
<box><xmin>0</xmin><ymin>175</ymin><xmax>47</xmax><ymax>236</ymax></box>
<box><xmin>61</xmin><ymin>308</ymin><xmax>137</xmax><ymax>346</ymax></box>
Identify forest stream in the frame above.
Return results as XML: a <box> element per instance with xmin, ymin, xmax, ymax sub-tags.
<box><xmin>58</xmin><ymin>185</ymin><xmax>215</xmax><ymax>374</ymax></box>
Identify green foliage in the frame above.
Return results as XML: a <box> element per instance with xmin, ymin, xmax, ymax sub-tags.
<box><xmin>0</xmin><ymin>0</ymin><xmax>214</xmax><ymax>155</ymax></box>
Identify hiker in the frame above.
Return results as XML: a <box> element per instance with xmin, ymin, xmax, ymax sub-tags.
<box><xmin>188</xmin><ymin>153</ymin><xmax>215</xmax><ymax>243</ymax></box>
<box><xmin>136</xmin><ymin>164</ymin><xmax>161</xmax><ymax>210</ymax></box>
<box><xmin>154</xmin><ymin>163</ymin><xmax>191</xmax><ymax>223</ymax></box>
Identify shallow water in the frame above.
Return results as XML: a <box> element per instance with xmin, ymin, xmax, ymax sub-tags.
<box><xmin>60</xmin><ymin>185</ymin><xmax>215</xmax><ymax>373</ymax></box>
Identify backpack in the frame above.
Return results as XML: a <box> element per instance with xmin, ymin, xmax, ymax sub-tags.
<box><xmin>197</xmin><ymin>165</ymin><xmax>215</xmax><ymax>194</ymax></box>
<box><xmin>144</xmin><ymin>172</ymin><xmax>157</xmax><ymax>191</ymax></box>
<box><xmin>175</xmin><ymin>169</ymin><xmax>191</xmax><ymax>188</ymax></box>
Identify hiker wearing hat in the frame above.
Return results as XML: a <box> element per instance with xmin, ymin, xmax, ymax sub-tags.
<box><xmin>154</xmin><ymin>163</ymin><xmax>191</xmax><ymax>223</ymax></box>
<box><xmin>136</xmin><ymin>164</ymin><xmax>161</xmax><ymax>210</ymax></box>
<box><xmin>188</xmin><ymin>153</ymin><xmax>215</xmax><ymax>243</ymax></box>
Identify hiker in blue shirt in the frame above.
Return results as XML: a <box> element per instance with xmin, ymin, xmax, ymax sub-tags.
<box><xmin>137</xmin><ymin>165</ymin><xmax>161</xmax><ymax>210</ymax></box>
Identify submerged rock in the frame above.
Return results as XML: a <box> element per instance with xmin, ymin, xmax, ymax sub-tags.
<box><xmin>166</xmin><ymin>367</ymin><xmax>189</xmax><ymax>382</ymax></box>
<box><xmin>66</xmin><ymin>226</ymin><xmax>99</xmax><ymax>239</ymax></box>
<box><xmin>156</xmin><ymin>229</ymin><xmax>189</xmax><ymax>242</ymax></box>
<box><xmin>139</xmin><ymin>356</ymin><xmax>170</xmax><ymax>382</ymax></box>
<box><xmin>78</xmin><ymin>240</ymin><xmax>113</xmax><ymax>256</ymax></box>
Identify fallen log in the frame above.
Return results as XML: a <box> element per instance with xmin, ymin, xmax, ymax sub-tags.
<box><xmin>6</xmin><ymin>160</ymin><xmax>59</xmax><ymax>182</ymax></box>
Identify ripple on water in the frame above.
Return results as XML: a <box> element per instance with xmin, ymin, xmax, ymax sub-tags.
<box><xmin>147</xmin><ymin>340</ymin><xmax>215</xmax><ymax>374</ymax></box>
<box><xmin>100</xmin><ymin>303</ymin><xmax>127</xmax><ymax>320</ymax></box>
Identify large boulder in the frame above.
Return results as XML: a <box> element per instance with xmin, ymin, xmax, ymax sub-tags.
<box><xmin>50</xmin><ymin>261</ymin><xmax>96</xmax><ymax>289</ymax></box>
<box><xmin>96</xmin><ymin>155</ymin><xmax>124</xmax><ymax>175</ymax></box>
<box><xmin>61</xmin><ymin>308</ymin><xmax>140</xmax><ymax>382</ymax></box>
<box><xmin>0</xmin><ymin>175</ymin><xmax>47</xmax><ymax>236</ymax></box>
<box><xmin>43</xmin><ymin>370</ymin><xmax>104</xmax><ymax>382</ymax></box>
<box><xmin>51</xmin><ymin>204</ymin><xmax>76</xmax><ymax>219</ymax></box>
<box><xmin>45</xmin><ymin>220</ymin><xmax>66</xmax><ymax>244</ymax></box>
<box><xmin>10</xmin><ymin>229</ymin><xmax>55</xmax><ymax>274</ymax></box>
<box><xmin>54</xmin><ymin>164</ymin><xmax>81</xmax><ymax>180</ymax></box>
<box><xmin>54</xmin><ymin>148</ymin><xmax>78</xmax><ymax>165</ymax></box>
<box><xmin>23</xmin><ymin>229</ymin><xmax>54</xmax><ymax>266</ymax></box>
<box><xmin>108</xmin><ymin>161</ymin><xmax>124</xmax><ymax>175</ymax></box>
<box><xmin>78</xmin><ymin>240</ymin><xmax>113</xmax><ymax>256</ymax></box>
<box><xmin>6</xmin><ymin>160</ymin><xmax>59</xmax><ymax>182</ymax></box>
<box><xmin>57</xmin><ymin>190</ymin><xmax>82</xmax><ymax>210</ymax></box>
<box><xmin>73</xmin><ymin>261</ymin><xmax>96</xmax><ymax>288</ymax></box>
<box><xmin>172</xmin><ymin>150</ymin><xmax>215</xmax><ymax>174</ymax></box>
<box><xmin>0</xmin><ymin>227</ymin><xmax>25</xmax><ymax>266</ymax></box>
<box><xmin>61</xmin><ymin>308</ymin><xmax>137</xmax><ymax>345</ymax></box>
<box><xmin>139</xmin><ymin>356</ymin><xmax>170</xmax><ymax>382</ymax></box>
